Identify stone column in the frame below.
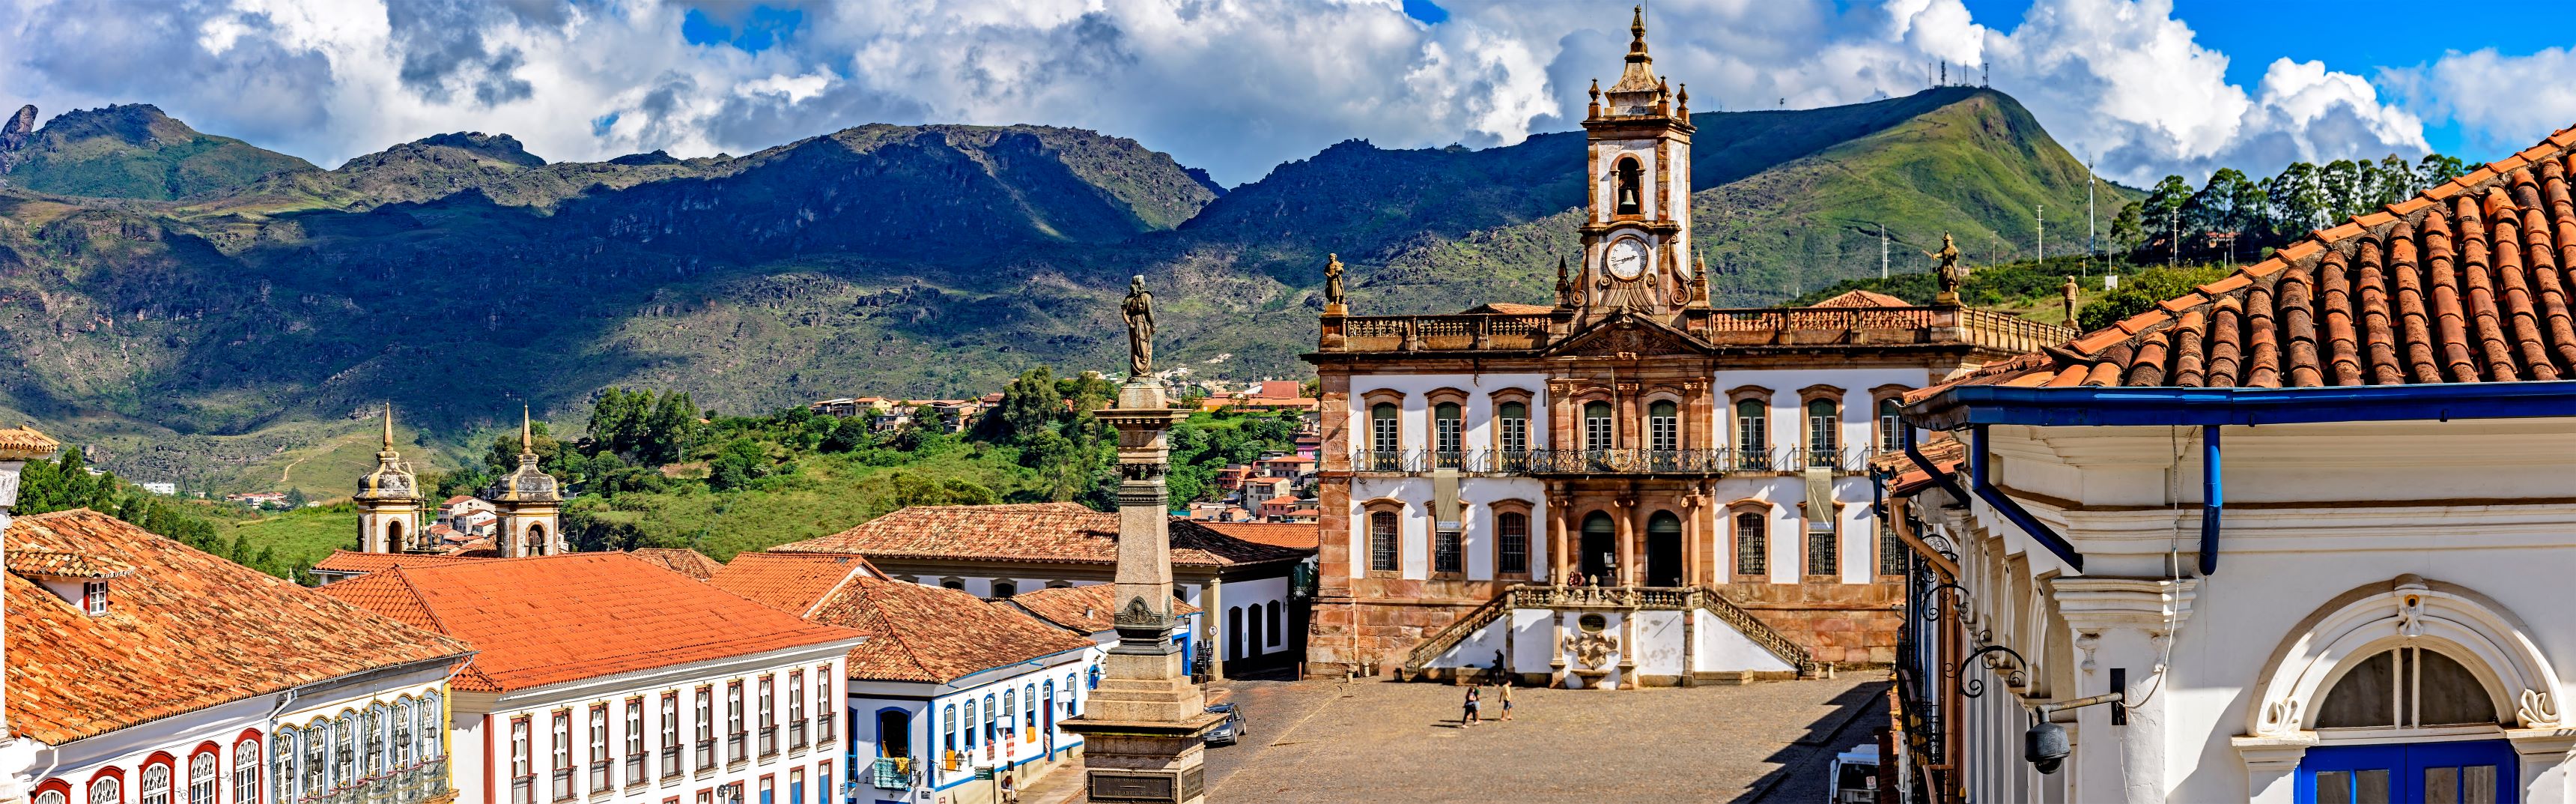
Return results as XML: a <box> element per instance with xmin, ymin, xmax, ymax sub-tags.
<box><xmin>1059</xmin><ymin>381</ymin><xmax>1221</xmax><ymax>804</ymax></box>
<box><xmin>1548</xmin><ymin>502</ymin><xmax>1570</xmax><ymax>584</ymax></box>
<box><xmin>1203</xmin><ymin>575</ymin><xmax>1226</xmax><ymax>681</ymax></box>
<box><xmin>2051</xmin><ymin>578</ymin><xmax>2197</xmax><ymax>804</ymax></box>
<box><xmin>1617</xmin><ymin>500</ymin><xmax>1639</xmax><ymax>586</ymax></box>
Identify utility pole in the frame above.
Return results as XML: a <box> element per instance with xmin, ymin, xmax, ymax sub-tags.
<box><xmin>2086</xmin><ymin>157</ymin><xmax>2097</xmax><ymax>279</ymax></box>
<box><xmin>2037</xmin><ymin>203</ymin><xmax>2045</xmax><ymax>265</ymax></box>
<box><xmin>2169</xmin><ymin>209</ymin><xmax>2179</xmax><ymax>269</ymax></box>
<box><xmin>1880</xmin><ymin>223</ymin><xmax>1889</xmax><ymax>279</ymax></box>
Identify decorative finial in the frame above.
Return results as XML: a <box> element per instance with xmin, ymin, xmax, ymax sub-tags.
<box><xmin>381</xmin><ymin>402</ymin><xmax>394</xmax><ymax>450</ymax></box>
<box><xmin>1630</xmin><ymin>5</ymin><xmax>1647</xmax><ymax>55</ymax></box>
<box><xmin>1677</xmin><ymin>83</ymin><xmax>1689</xmax><ymax>115</ymax></box>
<box><xmin>1588</xmin><ymin>79</ymin><xmax>1600</xmax><ymax>101</ymax></box>
<box><xmin>1555</xmin><ymin>256</ymin><xmax>1574</xmax><ymax>306</ymax></box>
<box><xmin>520</xmin><ymin>404</ymin><xmax>533</xmax><ymax>454</ymax></box>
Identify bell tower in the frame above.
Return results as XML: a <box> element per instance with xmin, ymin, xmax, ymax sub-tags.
<box><xmin>484</xmin><ymin>405</ymin><xmax>563</xmax><ymax>557</ymax></box>
<box><xmin>1573</xmin><ymin>6</ymin><xmax>1701</xmax><ymax>323</ymax></box>
<box><xmin>354</xmin><ymin>404</ymin><xmax>424</xmax><ymax>553</ymax></box>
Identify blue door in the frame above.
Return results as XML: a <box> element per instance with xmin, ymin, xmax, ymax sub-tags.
<box><xmin>2299</xmin><ymin>740</ymin><xmax>2515</xmax><ymax>803</ymax></box>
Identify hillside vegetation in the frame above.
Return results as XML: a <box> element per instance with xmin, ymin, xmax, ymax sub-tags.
<box><xmin>0</xmin><ymin>104</ymin><xmax>315</xmax><ymax>199</ymax></box>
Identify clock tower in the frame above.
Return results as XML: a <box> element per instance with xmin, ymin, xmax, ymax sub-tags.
<box><xmin>1573</xmin><ymin>6</ymin><xmax>1700</xmax><ymax>324</ymax></box>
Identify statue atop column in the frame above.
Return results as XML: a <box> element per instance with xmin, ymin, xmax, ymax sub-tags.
<box><xmin>2063</xmin><ymin>275</ymin><xmax>2081</xmax><ymax>324</ymax></box>
<box><xmin>1928</xmin><ymin>232</ymin><xmax>1965</xmax><ymax>305</ymax></box>
<box><xmin>1322</xmin><ymin>253</ymin><xmax>1346</xmax><ymax>314</ymax></box>
<box><xmin>1123</xmin><ymin>275</ymin><xmax>1155</xmax><ymax>380</ymax></box>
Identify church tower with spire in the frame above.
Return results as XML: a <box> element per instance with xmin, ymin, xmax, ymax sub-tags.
<box><xmin>354</xmin><ymin>403</ymin><xmax>424</xmax><ymax>553</ymax></box>
<box><xmin>484</xmin><ymin>405</ymin><xmax>564</xmax><ymax>557</ymax></box>
<box><xmin>1572</xmin><ymin>5</ymin><xmax>1700</xmax><ymax>325</ymax></box>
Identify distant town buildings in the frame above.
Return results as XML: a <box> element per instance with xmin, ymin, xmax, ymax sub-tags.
<box><xmin>805</xmin><ymin>396</ymin><xmax>997</xmax><ymax>433</ymax></box>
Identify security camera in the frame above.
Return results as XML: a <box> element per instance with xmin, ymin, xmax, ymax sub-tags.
<box><xmin>2025</xmin><ymin>721</ymin><xmax>2069</xmax><ymax>774</ymax></box>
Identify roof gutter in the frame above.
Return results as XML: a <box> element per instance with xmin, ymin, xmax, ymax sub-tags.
<box><xmin>1906</xmin><ymin>379</ymin><xmax>2576</xmax><ymax>431</ymax></box>
<box><xmin>1971</xmin><ymin>425</ymin><xmax>2085</xmax><ymax>572</ymax></box>
<box><xmin>1901</xmin><ymin>426</ymin><xmax>1972</xmax><ymax>509</ymax></box>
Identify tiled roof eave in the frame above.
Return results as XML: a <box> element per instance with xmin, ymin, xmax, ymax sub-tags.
<box><xmin>1905</xmin><ymin>378</ymin><xmax>2576</xmax><ymax>431</ymax></box>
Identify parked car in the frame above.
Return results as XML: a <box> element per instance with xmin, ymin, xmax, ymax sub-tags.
<box><xmin>1204</xmin><ymin>703</ymin><xmax>1245</xmax><ymax>746</ymax></box>
<box><xmin>1828</xmin><ymin>744</ymin><xmax>1880</xmax><ymax>804</ymax></box>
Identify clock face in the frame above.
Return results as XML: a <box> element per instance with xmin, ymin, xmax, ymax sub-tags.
<box><xmin>1606</xmin><ymin>238</ymin><xmax>1647</xmax><ymax>280</ymax></box>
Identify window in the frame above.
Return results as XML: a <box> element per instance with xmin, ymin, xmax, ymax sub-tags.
<box><xmin>1266</xmin><ymin>605</ymin><xmax>1284</xmax><ymax>647</ymax></box>
<box><xmin>270</xmin><ymin>729</ymin><xmax>293</xmax><ymax>804</ymax></box>
<box><xmin>82</xmin><ymin>581</ymin><xmax>107</xmax><ymax>614</ymax></box>
<box><xmin>1433</xmin><ymin>402</ymin><xmax>1462</xmax><ymax>467</ymax></box>
<box><xmin>236</xmin><ymin>738</ymin><xmax>262</xmax><ymax>804</ymax></box>
<box><xmin>35</xmin><ymin>790</ymin><xmax>64</xmax><ymax>804</ymax></box>
<box><xmin>759</xmin><ymin>676</ymin><xmax>778</xmax><ymax>758</ymax></box>
<box><xmin>1497</xmin><ymin>402</ymin><xmax>1528</xmax><ymax>455</ymax></box>
<box><xmin>189</xmin><ymin>752</ymin><xmax>216</xmax><ymax>804</ymax></box>
<box><xmin>1807</xmin><ymin>399</ymin><xmax>1840</xmax><ymax>467</ymax></box>
<box><xmin>788</xmin><ymin>769</ymin><xmax>803</xmax><ymax>804</ymax></box>
<box><xmin>942</xmin><ymin>705</ymin><xmax>958</xmax><ymax>758</ymax></box>
<box><xmin>1023</xmin><ymin>684</ymin><xmax>1037</xmax><ymax>740</ymax></box>
<box><xmin>626</xmin><ymin>698</ymin><xmax>646</xmax><ymax>786</ymax></box>
<box><xmin>589</xmin><ymin>704</ymin><xmax>613</xmax><ymax>793</ymax></box>
<box><xmin>550</xmin><ymin>710</ymin><xmax>573</xmax><ymax>801</ymax></box>
<box><xmin>963</xmin><ymin>699</ymin><xmax>977</xmax><ymax>750</ymax></box>
<box><xmin>789</xmin><ymin>672</ymin><xmax>808</xmax><ymax>750</ymax></box>
<box><xmin>2315</xmin><ymin>646</ymin><xmax>2500</xmax><ymax>729</ymax></box>
<box><xmin>1734</xmin><ymin>399</ymin><xmax>1769</xmax><ymax>469</ymax></box>
<box><xmin>1613</xmin><ymin>156</ymin><xmax>1643</xmax><ymax>217</ymax></box>
<box><xmin>91</xmin><ymin>776</ymin><xmax>123</xmax><ymax>804</ymax></box>
<box><xmin>1648</xmin><ymin>400</ymin><xmax>1678</xmax><ymax>453</ymax></box>
<box><xmin>1879</xmin><ymin>521</ymin><xmax>1906</xmax><ymax>575</ymax></box>
<box><xmin>1368</xmin><ymin>511</ymin><xmax>1399</xmax><ymax>572</ymax></box>
<box><xmin>1369</xmin><ymin>402</ymin><xmax>1400</xmax><ymax>466</ymax></box>
<box><xmin>982</xmin><ymin>695</ymin><xmax>997</xmax><ymax>748</ymax></box>
<box><xmin>1877</xmin><ymin>398</ymin><xmax>1904</xmax><ymax>452</ymax></box>
<box><xmin>726</xmin><ymin>682</ymin><xmax>747</xmax><ymax>764</ymax></box>
<box><xmin>1497</xmin><ymin>512</ymin><xmax>1529</xmax><ymax>575</ymax></box>
<box><xmin>694</xmin><ymin>687</ymin><xmax>715</xmax><ymax>771</ymax></box>
<box><xmin>1807</xmin><ymin>518</ymin><xmax>1838</xmax><ymax>576</ymax></box>
<box><xmin>660</xmin><ymin>693</ymin><xmax>682</xmax><ymax>779</ymax></box>
<box><xmin>1735</xmin><ymin>512</ymin><xmax>1768</xmax><ymax>575</ymax></box>
<box><xmin>303</xmin><ymin>722</ymin><xmax>326</xmax><ymax>799</ymax></box>
<box><xmin>143</xmin><ymin>762</ymin><xmax>170</xmax><ymax>804</ymax></box>
<box><xmin>364</xmin><ymin>704</ymin><xmax>385</xmax><ymax>775</ymax></box>
<box><xmin>334</xmin><ymin>714</ymin><xmax>356</xmax><ymax>788</ymax></box>
<box><xmin>394</xmin><ymin>700</ymin><xmax>416</xmax><ymax>767</ymax></box>
<box><xmin>1433</xmin><ymin>527</ymin><xmax>1461</xmax><ymax>575</ymax></box>
<box><xmin>509</xmin><ymin>717</ymin><xmax>533</xmax><ymax>804</ymax></box>
<box><xmin>814</xmin><ymin>669</ymin><xmax>835</xmax><ymax>745</ymax></box>
<box><xmin>989</xmin><ymin>581</ymin><xmax>1016</xmax><ymax>599</ymax></box>
<box><xmin>420</xmin><ymin>692</ymin><xmax>443</xmax><ymax>760</ymax></box>
<box><xmin>1003</xmin><ymin>689</ymin><xmax>1018</xmax><ymax>745</ymax></box>
<box><xmin>1582</xmin><ymin>401</ymin><xmax>1613</xmax><ymax>451</ymax></box>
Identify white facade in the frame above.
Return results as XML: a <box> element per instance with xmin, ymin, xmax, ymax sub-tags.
<box><xmin>24</xmin><ymin>664</ymin><xmax>454</xmax><ymax>804</ymax></box>
<box><xmin>878</xmin><ymin>573</ymin><xmax>1274</xmax><ymax>669</ymax></box>
<box><xmin>1906</xmin><ymin>418</ymin><xmax>2576</xmax><ymax>804</ymax></box>
<box><xmin>452</xmin><ymin>646</ymin><xmax>850</xmax><ymax>804</ymax></box>
<box><xmin>845</xmin><ymin>647</ymin><xmax>1092</xmax><ymax>804</ymax></box>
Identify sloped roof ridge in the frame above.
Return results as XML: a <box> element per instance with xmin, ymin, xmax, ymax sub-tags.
<box><xmin>821</xmin><ymin>579</ymin><xmax>935</xmax><ymax>680</ymax></box>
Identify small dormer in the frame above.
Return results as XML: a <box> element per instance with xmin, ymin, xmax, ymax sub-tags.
<box><xmin>7</xmin><ymin>548</ymin><xmax>138</xmax><ymax>615</ymax></box>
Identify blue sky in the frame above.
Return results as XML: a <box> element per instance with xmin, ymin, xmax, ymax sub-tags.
<box><xmin>1</xmin><ymin>0</ymin><xmax>2566</xmax><ymax>188</ymax></box>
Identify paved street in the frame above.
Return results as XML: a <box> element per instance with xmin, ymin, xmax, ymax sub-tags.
<box><xmin>1196</xmin><ymin>674</ymin><xmax>1889</xmax><ymax>804</ymax></box>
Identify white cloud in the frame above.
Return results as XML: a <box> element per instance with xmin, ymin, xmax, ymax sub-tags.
<box><xmin>2384</xmin><ymin>47</ymin><xmax>2576</xmax><ymax>156</ymax></box>
<box><xmin>0</xmin><ymin>0</ymin><xmax>2444</xmax><ymax>187</ymax></box>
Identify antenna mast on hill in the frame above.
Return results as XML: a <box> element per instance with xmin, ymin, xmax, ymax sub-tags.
<box><xmin>2086</xmin><ymin>156</ymin><xmax>2097</xmax><ymax>278</ymax></box>
<box><xmin>1881</xmin><ymin>223</ymin><xmax>1889</xmax><ymax>279</ymax></box>
<box><xmin>2037</xmin><ymin>204</ymin><xmax>2045</xmax><ymax>264</ymax></box>
<box><xmin>1982</xmin><ymin>62</ymin><xmax>1990</xmax><ymax>87</ymax></box>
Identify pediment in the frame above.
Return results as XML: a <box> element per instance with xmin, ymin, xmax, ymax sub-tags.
<box><xmin>1545</xmin><ymin>312</ymin><xmax>1710</xmax><ymax>357</ymax></box>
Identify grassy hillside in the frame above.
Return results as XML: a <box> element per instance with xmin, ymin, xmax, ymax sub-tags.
<box><xmin>0</xmin><ymin>105</ymin><xmax>316</xmax><ymax>199</ymax></box>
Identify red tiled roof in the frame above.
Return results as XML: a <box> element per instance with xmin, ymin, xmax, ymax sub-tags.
<box><xmin>7</xmin><ymin>510</ymin><xmax>473</xmax><ymax>744</ymax></box>
<box><xmin>1461</xmin><ymin>302</ymin><xmax>1557</xmax><ymax>315</ymax></box>
<box><xmin>1922</xmin><ymin>128</ymin><xmax>2576</xmax><ymax>396</ymax></box>
<box><xmin>1810</xmin><ymin>289</ymin><xmax>1913</xmax><ymax>308</ymax></box>
<box><xmin>1200</xmin><ymin>522</ymin><xmax>1320</xmax><ymax>551</ymax></box>
<box><xmin>5</xmin><ymin>548</ymin><xmax>136</xmax><ymax>578</ymax></box>
<box><xmin>321</xmin><ymin>553</ymin><xmax>862</xmax><ymax>692</ymax></box>
<box><xmin>772</xmin><ymin>503</ymin><xmax>1308</xmax><ymax>568</ymax></box>
<box><xmin>711</xmin><ymin>552</ymin><xmax>877</xmax><ymax>616</ymax></box>
<box><xmin>0</xmin><ymin>426</ymin><xmax>59</xmax><ymax>459</ymax></box>
<box><xmin>1004</xmin><ymin>584</ymin><xmax>1200</xmax><ymax>634</ymax></box>
<box><xmin>1253</xmin><ymin>381</ymin><xmax>1304</xmax><ymax>399</ymax></box>
<box><xmin>807</xmin><ymin>578</ymin><xmax>1093</xmax><ymax>683</ymax></box>
<box><xmin>628</xmin><ymin>548</ymin><xmax>724</xmax><ymax>581</ymax></box>
<box><xmin>312</xmin><ymin>549</ymin><xmax>490</xmax><ymax>575</ymax></box>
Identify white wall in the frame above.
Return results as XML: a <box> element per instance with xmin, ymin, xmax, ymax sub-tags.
<box><xmin>476</xmin><ymin>650</ymin><xmax>848</xmax><ymax>804</ymax></box>
<box><xmin>889</xmin><ymin>650</ymin><xmax>1092</xmax><ymax>796</ymax></box>
<box><xmin>1633</xmin><ymin>611</ymin><xmax>1686</xmax><ymax>677</ymax></box>
<box><xmin>1345</xmin><ymin>476</ymin><xmax>1549</xmax><ymax>581</ymax></box>
<box><xmin>1692</xmin><ymin>609</ymin><xmax>1797</xmax><ymax>673</ymax></box>
<box><xmin>31</xmin><ymin>668</ymin><xmax>449</xmax><ymax>804</ymax></box>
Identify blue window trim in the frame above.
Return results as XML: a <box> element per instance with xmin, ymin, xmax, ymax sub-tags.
<box><xmin>2296</xmin><ymin>739</ymin><xmax>2518</xmax><ymax>804</ymax></box>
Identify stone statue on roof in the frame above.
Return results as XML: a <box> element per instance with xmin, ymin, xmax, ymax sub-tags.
<box><xmin>2064</xmin><ymin>275</ymin><xmax>2080</xmax><ymax>324</ymax></box>
<box><xmin>1322</xmin><ymin>253</ymin><xmax>1345</xmax><ymax>312</ymax></box>
<box><xmin>1928</xmin><ymin>232</ymin><xmax>1964</xmax><ymax>304</ymax></box>
<box><xmin>1122</xmin><ymin>275</ymin><xmax>1155</xmax><ymax>379</ymax></box>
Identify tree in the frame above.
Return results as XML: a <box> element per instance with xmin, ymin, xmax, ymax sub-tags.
<box><xmin>2419</xmin><ymin>153</ymin><xmax>2467</xmax><ymax>186</ymax></box>
<box><xmin>642</xmin><ymin>392</ymin><xmax>702</xmax><ymax>465</ymax></box>
<box><xmin>283</xmin><ymin>488</ymin><xmax>309</xmax><ymax>509</ymax></box>
<box><xmin>707</xmin><ymin>438</ymin><xmax>775</xmax><ymax>492</ymax></box>
<box><xmin>2261</xmin><ymin>163</ymin><xmax>2324</xmax><ymax>239</ymax></box>
<box><xmin>982</xmin><ymin>366</ymin><xmax>1064</xmax><ymax>443</ymax></box>
<box><xmin>2318</xmin><ymin>159</ymin><xmax>2363</xmax><ymax>223</ymax></box>
<box><xmin>2110</xmin><ymin>202</ymin><xmax>2144</xmax><ymax>255</ymax></box>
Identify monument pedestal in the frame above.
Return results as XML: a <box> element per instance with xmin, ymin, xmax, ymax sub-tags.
<box><xmin>1059</xmin><ymin>380</ymin><xmax>1218</xmax><ymax>804</ymax></box>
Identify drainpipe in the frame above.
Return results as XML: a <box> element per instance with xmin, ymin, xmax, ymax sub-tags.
<box><xmin>1969</xmin><ymin>426</ymin><xmax>2085</xmax><ymax>572</ymax></box>
<box><xmin>2199</xmin><ymin>425</ymin><xmax>2222</xmax><ymax>575</ymax></box>
<box><xmin>1900</xmin><ymin>427</ymin><xmax>1970</xmax><ymax>509</ymax></box>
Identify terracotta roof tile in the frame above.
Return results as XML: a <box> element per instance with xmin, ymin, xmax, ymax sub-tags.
<box><xmin>7</xmin><ymin>510</ymin><xmax>473</xmax><ymax>743</ymax></box>
<box><xmin>1914</xmin><ymin>124</ymin><xmax>2576</xmax><ymax>393</ymax></box>
<box><xmin>1004</xmin><ymin>584</ymin><xmax>1200</xmax><ymax>634</ymax></box>
<box><xmin>710</xmin><ymin>552</ymin><xmax>878</xmax><ymax>616</ymax></box>
<box><xmin>1198</xmin><ymin>522</ymin><xmax>1320</xmax><ymax>551</ymax></box>
<box><xmin>322</xmin><ymin>554</ymin><xmax>862</xmax><ymax>692</ymax></box>
<box><xmin>807</xmin><ymin>578</ymin><xmax>1093</xmax><ymax>683</ymax></box>
<box><xmin>772</xmin><ymin>503</ymin><xmax>1308</xmax><ymax>568</ymax></box>
<box><xmin>312</xmin><ymin>549</ymin><xmax>491</xmax><ymax>575</ymax></box>
<box><xmin>5</xmin><ymin>548</ymin><xmax>136</xmax><ymax>578</ymax></box>
<box><xmin>1808</xmin><ymin>289</ymin><xmax>1913</xmax><ymax>309</ymax></box>
<box><xmin>628</xmin><ymin>548</ymin><xmax>725</xmax><ymax>581</ymax></box>
<box><xmin>1459</xmin><ymin>302</ymin><xmax>1556</xmax><ymax>315</ymax></box>
<box><xmin>0</xmin><ymin>426</ymin><xmax>59</xmax><ymax>459</ymax></box>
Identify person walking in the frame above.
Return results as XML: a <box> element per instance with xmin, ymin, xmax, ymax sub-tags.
<box><xmin>1498</xmin><ymin>677</ymin><xmax>1514</xmax><ymax>721</ymax></box>
<box><xmin>1462</xmin><ymin>683</ymin><xmax>1482</xmax><ymax>727</ymax></box>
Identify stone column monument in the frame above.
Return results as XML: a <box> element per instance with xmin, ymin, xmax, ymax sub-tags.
<box><xmin>1060</xmin><ymin>277</ymin><xmax>1221</xmax><ymax>804</ymax></box>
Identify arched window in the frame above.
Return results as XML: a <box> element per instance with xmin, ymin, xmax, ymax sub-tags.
<box><xmin>527</xmin><ymin>524</ymin><xmax>548</xmax><ymax>556</ymax></box>
<box><xmin>1368</xmin><ymin>402</ymin><xmax>1401</xmax><ymax>467</ymax></box>
<box><xmin>36</xmin><ymin>788</ymin><xmax>65</xmax><ymax>804</ymax></box>
<box><xmin>1021</xmin><ymin>684</ymin><xmax>1036</xmax><ymax>737</ymax></box>
<box><xmin>990</xmin><ymin>581</ymin><xmax>1016</xmax><ymax>599</ymax></box>
<box><xmin>940</xmin><ymin>579</ymin><xmax>965</xmax><ymax>590</ymax></box>
<box><xmin>1876</xmin><ymin>398</ymin><xmax>1904</xmax><ymax>452</ymax></box>
<box><xmin>1579</xmin><ymin>513</ymin><xmax>1616</xmax><ymax>584</ymax></box>
<box><xmin>1432</xmin><ymin>402</ymin><xmax>1462</xmax><ymax>467</ymax></box>
<box><xmin>963</xmin><ymin>698</ymin><xmax>977</xmax><ymax>749</ymax></box>
<box><xmin>302</xmin><ymin>722</ymin><xmax>327</xmax><ymax>798</ymax></box>
<box><xmin>1583</xmin><ymin>402</ymin><xmax>1614</xmax><ymax>452</ymax></box>
<box><xmin>270</xmin><ymin>728</ymin><xmax>295</xmax><ymax>804</ymax></box>
<box><xmin>331</xmin><ymin>713</ymin><xmax>354</xmax><ymax>787</ymax></box>
<box><xmin>1496</xmin><ymin>512</ymin><xmax>1529</xmax><ymax>575</ymax></box>
<box><xmin>387</xmin><ymin>519</ymin><xmax>405</xmax><ymax>551</ymax></box>
<box><xmin>1368</xmin><ymin>510</ymin><xmax>1399</xmax><ymax>572</ymax></box>
<box><xmin>142</xmin><ymin>763</ymin><xmax>171</xmax><ymax>804</ymax></box>
<box><xmin>1042</xmin><ymin>680</ymin><xmax>1057</xmax><ymax>730</ymax></box>
<box><xmin>2315</xmin><ymin>646</ymin><xmax>2500</xmax><ymax>729</ymax></box>
<box><xmin>1647</xmin><ymin>401</ymin><xmax>1678</xmax><ymax>453</ymax></box>
<box><xmin>236</xmin><ymin>737</ymin><xmax>263</xmax><ymax>804</ymax></box>
<box><xmin>1227</xmin><ymin>607</ymin><xmax>1245</xmax><ymax>661</ymax></box>
<box><xmin>1496</xmin><ymin>402</ymin><xmax>1529</xmax><ymax>456</ymax></box>
<box><xmin>1614</xmin><ymin>157</ymin><xmax>1643</xmax><ymax>216</ymax></box>
<box><xmin>1735</xmin><ymin>512</ymin><xmax>1768</xmax><ymax>575</ymax></box>
<box><xmin>1805</xmin><ymin>399</ymin><xmax>1840</xmax><ymax>467</ymax></box>
<box><xmin>1000</xmin><ymin>689</ymin><xmax>1015</xmax><ymax>739</ymax></box>
<box><xmin>91</xmin><ymin>776</ymin><xmax>124</xmax><ymax>804</ymax></box>
<box><xmin>942</xmin><ymin>704</ymin><xmax>959</xmax><ymax>758</ymax></box>
<box><xmin>982</xmin><ymin>695</ymin><xmax>997</xmax><ymax>746</ymax></box>
<box><xmin>392</xmin><ymin>701</ymin><xmax>415</xmax><ymax>767</ymax></box>
<box><xmin>875</xmin><ymin>710</ymin><xmax>910</xmax><ymax>759</ymax></box>
<box><xmin>363</xmin><ymin>704</ymin><xmax>386</xmax><ymax>775</ymax></box>
<box><xmin>1734</xmin><ymin>399</ymin><xmax>1769</xmax><ymax>469</ymax></box>
<box><xmin>189</xmin><ymin>752</ymin><xmax>217</xmax><ymax>804</ymax></box>
<box><xmin>1266</xmin><ymin>602</ymin><xmax>1284</xmax><ymax>647</ymax></box>
<box><xmin>419</xmin><ymin>692</ymin><xmax>443</xmax><ymax>760</ymax></box>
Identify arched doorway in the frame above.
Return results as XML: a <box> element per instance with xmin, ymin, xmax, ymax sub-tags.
<box><xmin>1227</xmin><ymin>606</ymin><xmax>1244</xmax><ymax>661</ymax></box>
<box><xmin>1644</xmin><ymin>513</ymin><xmax>1683</xmax><ymax>587</ymax></box>
<box><xmin>1579</xmin><ymin>513</ymin><xmax>1616</xmax><ymax>584</ymax></box>
<box><xmin>1246</xmin><ymin>603</ymin><xmax>1265</xmax><ymax>658</ymax></box>
<box><xmin>386</xmin><ymin>519</ymin><xmax>406</xmax><ymax>552</ymax></box>
<box><xmin>874</xmin><ymin>710</ymin><xmax>910</xmax><ymax>759</ymax></box>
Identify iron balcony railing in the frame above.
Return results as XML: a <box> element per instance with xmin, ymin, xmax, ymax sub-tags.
<box><xmin>1349</xmin><ymin>447</ymin><xmax>1880</xmax><ymax>475</ymax></box>
<box><xmin>869</xmin><ymin>758</ymin><xmax>911</xmax><ymax>791</ymax></box>
<box><xmin>759</xmin><ymin>725</ymin><xmax>777</xmax><ymax>758</ymax></box>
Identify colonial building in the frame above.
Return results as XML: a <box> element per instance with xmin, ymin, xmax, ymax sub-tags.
<box><xmin>767</xmin><ymin>503</ymin><xmax>1309</xmax><ymax>677</ymax></box>
<box><xmin>320</xmin><ymin>554</ymin><xmax>863</xmax><ymax>804</ymax></box>
<box><xmin>1881</xmin><ymin>126</ymin><xmax>2576</xmax><ymax>803</ymax></box>
<box><xmin>356</xmin><ymin>405</ymin><xmax>427</xmax><ymax>554</ymax></box>
<box><xmin>8</xmin><ymin>509</ymin><xmax>473</xmax><ymax>804</ymax></box>
<box><xmin>1302</xmin><ymin>12</ymin><xmax>2067</xmax><ymax>683</ymax></box>
<box><xmin>317</xmin><ymin>407</ymin><xmax>565</xmax><ymax>582</ymax></box>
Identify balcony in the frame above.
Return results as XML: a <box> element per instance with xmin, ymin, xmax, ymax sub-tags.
<box><xmin>869</xmin><ymin>758</ymin><xmax>911</xmax><ymax>791</ymax></box>
<box><xmin>759</xmin><ymin>726</ymin><xmax>777</xmax><ymax>758</ymax></box>
<box><xmin>1348</xmin><ymin>447</ymin><xmax>1877</xmax><ymax>476</ymax></box>
<box><xmin>1316</xmin><ymin>305</ymin><xmax>2075</xmax><ymax>355</ymax></box>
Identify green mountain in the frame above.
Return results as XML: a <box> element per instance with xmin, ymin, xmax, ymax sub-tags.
<box><xmin>0</xmin><ymin>87</ymin><xmax>2129</xmax><ymax>490</ymax></box>
<box><xmin>0</xmin><ymin>104</ymin><xmax>317</xmax><ymax>200</ymax></box>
